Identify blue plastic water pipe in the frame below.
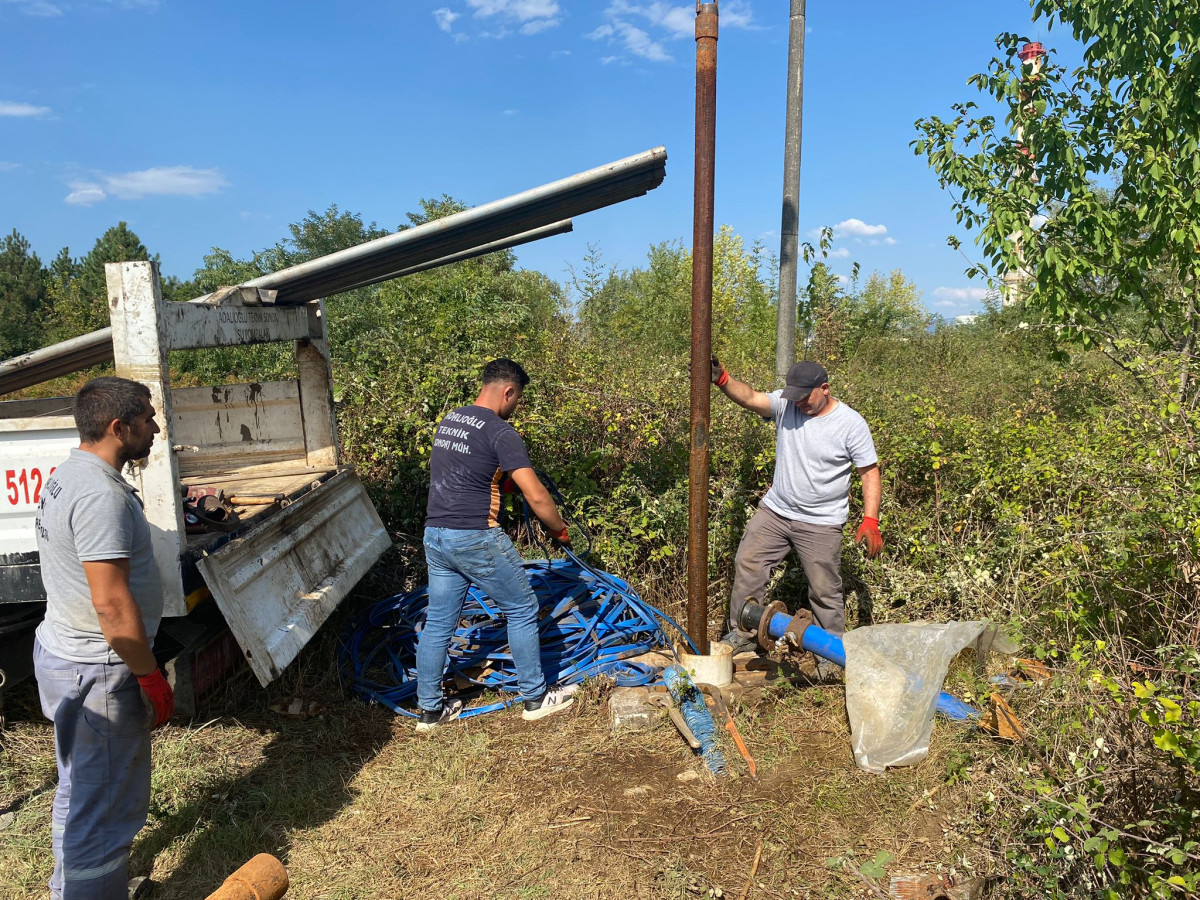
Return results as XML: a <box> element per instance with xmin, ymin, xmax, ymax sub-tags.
<box><xmin>759</xmin><ymin>609</ymin><xmax>979</xmax><ymax>721</ymax></box>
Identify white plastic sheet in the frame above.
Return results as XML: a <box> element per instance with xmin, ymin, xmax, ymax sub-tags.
<box><xmin>842</xmin><ymin>621</ymin><xmax>1013</xmax><ymax>774</ymax></box>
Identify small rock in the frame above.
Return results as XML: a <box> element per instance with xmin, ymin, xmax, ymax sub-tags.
<box><xmin>0</xmin><ymin>811</ymin><xmax>16</xmax><ymax>830</ymax></box>
<box><xmin>676</xmin><ymin>770</ymin><xmax>701</xmax><ymax>782</ymax></box>
<box><xmin>610</xmin><ymin>686</ymin><xmax>655</xmax><ymax>732</ymax></box>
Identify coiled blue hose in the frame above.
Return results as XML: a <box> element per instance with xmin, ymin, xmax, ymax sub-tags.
<box><xmin>339</xmin><ymin>546</ymin><xmax>696</xmax><ymax>719</ymax></box>
<box><xmin>663</xmin><ymin>664</ymin><xmax>727</xmax><ymax>776</ymax></box>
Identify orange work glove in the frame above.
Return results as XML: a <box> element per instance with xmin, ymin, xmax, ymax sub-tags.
<box><xmin>855</xmin><ymin>517</ymin><xmax>883</xmax><ymax>558</ymax></box>
<box><xmin>711</xmin><ymin>356</ymin><xmax>730</xmax><ymax>387</ymax></box>
<box><xmin>550</xmin><ymin>525</ymin><xmax>571</xmax><ymax>548</ymax></box>
<box><xmin>499</xmin><ymin>475</ymin><xmax>519</xmax><ymax>494</ymax></box>
<box><xmin>137</xmin><ymin>668</ymin><xmax>174</xmax><ymax>728</ymax></box>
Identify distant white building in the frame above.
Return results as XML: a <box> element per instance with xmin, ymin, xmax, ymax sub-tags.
<box><xmin>955</xmin><ymin>314</ymin><xmax>979</xmax><ymax>326</ymax></box>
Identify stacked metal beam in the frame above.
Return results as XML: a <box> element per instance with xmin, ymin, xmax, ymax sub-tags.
<box><xmin>0</xmin><ymin>147</ymin><xmax>667</xmax><ymax>397</ymax></box>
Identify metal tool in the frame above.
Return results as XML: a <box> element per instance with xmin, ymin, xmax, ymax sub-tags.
<box><xmin>698</xmin><ymin>682</ymin><xmax>758</xmax><ymax>779</ymax></box>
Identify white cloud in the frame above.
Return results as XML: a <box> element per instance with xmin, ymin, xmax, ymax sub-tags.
<box><xmin>433</xmin><ymin>7</ymin><xmax>460</xmax><ymax>32</ymax></box>
<box><xmin>64</xmin><ymin>187</ymin><xmax>107</xmax><ymax>206</ymax></box>
<box><xmin>551</xmin><ymin>48</ymin><xmax>571</xmax><ymax>57</ymax></box>
<box><xmin>588</xmin><ymin>20</ymin><xmax>670</xmax><ymax>62</ymax></box>
<box><xmin>0</xmin><ymin>100</ymin><xmax>51</xmax><ymax>117</ymax></box>
<box><xmin>64</xmin><ymin>165</ymin><xmax>229</xmax><ymax>205</ymax></box>
<box><xmin>718</xmin><ymin>0</ymin><xmax>757</xmax><ymax>29</ymax></box>
<box><xmin>104</xmin><ymin>166</ymin><xmax>228</xmax><ymax>198</ymax></box>
<box><xmin>468</xmin><ymin>0</ymin><xmax>558</xmax><ymax>16</ymax></box>
<box><xmin>833</xmin><ymin>218</ymin><xmax>888</xmax><ymax>238</ymax></box>
<box><xmin>503</xmin><ymin>108</ymin><xmax>518</xmax><ymax>115</ymax></box>
<box><xmin>521</xmin><ymin>16</ymin><xmax>558</xmax><ymax>34</ymax></box>
<box><xmin>933</xmin><ymin>286</ymin><xmax>989</xmax><ymax>303</ymax></box>
<box><xmin>1</xmin><ymin>0</ymin><xmax>63</xmax><ymax>16</ymax></box>
<box><xmin>835</xmin><ymin>274</ymin><xmax>852</xmax><ymax>286</ymax></box>
<box><xmin>0</xmin><ymin>161</ymin><xmax>19</xmax><ymax>172</ymax></box>
<box><xmin>827</xmin><ymin>247</ymin><xmax>850</xmax><ymax>259</ymax></box>
<box><xmin>466</xmin><ymin>0</ymin><xmax>560</xmax><ymax>32</ymax></box>
<box><xmin>608</xmin><ymin>1</ymin><xmax>692</xmax><ymax>38</ymax></box>
<box><xmin>607</xmin><ymin>1</ymin><xmax>756</xmax><ymax>38</ymax></box>
<box><xmin>3</xmin><ymin>0</ymin><xmax>159</xmax><ymax>13</ymax></box>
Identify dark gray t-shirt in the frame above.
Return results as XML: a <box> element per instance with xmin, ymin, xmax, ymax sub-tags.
<box><xmin>761</xmin><ymin>392</ymin><xmax>878</xmax><ymax>526</ymax></box>
<box><xmin>34</xmin><ymin>448</ymin><xmax>164</xmax><ymax>664</ymax></box>
<box><xmin>425</xmin><ymin>405</ymin><xmax>532</xmax><ymax>530</ymax></box>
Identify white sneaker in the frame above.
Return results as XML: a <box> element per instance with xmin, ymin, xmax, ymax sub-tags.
<box><xmin>415</xmin><ymin>699</ymin><xmax>463</xmax><ymax>732</ymax></box>
<box><xmin>521</xmin><ymin>685</ymin><xmax>578</xmax><ymax>721</ymax></box>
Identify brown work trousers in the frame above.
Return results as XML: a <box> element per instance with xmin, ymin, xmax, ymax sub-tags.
<box><xmin>728</xmin><ymin>505</ymin><xmax>845</xmax><ymax>638</ymax></box>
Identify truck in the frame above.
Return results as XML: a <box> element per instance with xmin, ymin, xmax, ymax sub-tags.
<box><xmin>0</xmin><ymin>146</ymin><xmax>669</xmax><ymax>720</ymax></box>
<box><xmin>0</xmin><ymin>262</ymin><xmax>392</xmax><ymax>717</ymax></box>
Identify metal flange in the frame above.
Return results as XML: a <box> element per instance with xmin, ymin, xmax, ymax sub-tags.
<box><xmin>757</xmin><ymin>600</ymin><xmax>789</xmax><ymax>652</ymax></box>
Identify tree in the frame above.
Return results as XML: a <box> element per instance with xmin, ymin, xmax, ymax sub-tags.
<box><xmin>49</xmin><ymin>223</ymin><xmax>152</xmax><ymax>339</ymax></box>
<box><xmin>802</xmin><ymin>262</ymin><xmax>849</xmax><ymax>365</ymax></box>
<box><xmin>0</xmin><ymin>230</ymin><xmax>48</xmax><ymax>358</ymax></box>
<box><xmin>849</xmin><ymin>269</ymin><xmax>931</xmax><ymax>348</ymax></box>
<box><xmin>914</xmin><ymin>0</ymin><xmax>1200</xmax><ymax>402</ymax></box>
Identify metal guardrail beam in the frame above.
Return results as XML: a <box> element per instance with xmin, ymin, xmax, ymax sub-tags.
<box><xmin>0</xmin><ymin>147</ymin><xmax>667</xmax><ymax>396</ymax></box>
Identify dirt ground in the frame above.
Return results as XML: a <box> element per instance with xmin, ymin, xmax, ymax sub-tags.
<box><xmin>0</xmin><ymin>652</ymin><xmax>1003</xmax><ymax>900</ymax></box>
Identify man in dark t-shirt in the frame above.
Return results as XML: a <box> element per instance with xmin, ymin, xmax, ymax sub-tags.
<box><xmin>416</xmin><ymin>358</ymin><xmax>578</xmax><ymax>730</ymax></box>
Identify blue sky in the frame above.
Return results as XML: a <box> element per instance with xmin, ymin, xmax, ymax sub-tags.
<box><xmin>0</xmin><ymin>1</ymin><xmax>1063</xmax><ymax>320</ymax></box>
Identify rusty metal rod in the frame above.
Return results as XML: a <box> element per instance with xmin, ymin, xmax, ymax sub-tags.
<box><xmin>688</xmin><ymin>1</ymin><xmax>718</xmax><ymax>654</ymax></box>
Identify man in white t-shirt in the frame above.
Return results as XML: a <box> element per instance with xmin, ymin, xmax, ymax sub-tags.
<box><xmin>711</xmin><ymin>359</ymin><xmax>882</xmax><ymax>655</ymax></box>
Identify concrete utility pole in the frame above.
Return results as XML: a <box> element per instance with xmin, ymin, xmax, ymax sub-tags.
<box><xmin>775</xmin><ymin>0</ymin><xmax>806</xmax><ymax>381</ymax></box>
<box><xmin>688</xmin><ymin>1</ymin><xmax>718</xmax><ymax>653</ymax></box>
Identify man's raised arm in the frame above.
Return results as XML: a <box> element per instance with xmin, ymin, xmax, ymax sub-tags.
<box><xmin>710</xmin><ymin>357</ymin><xmax>773</xmax><ymax>417</ymax></box>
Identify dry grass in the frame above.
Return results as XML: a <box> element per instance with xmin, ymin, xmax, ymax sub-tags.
<box><xmin>0</xmin><ymin>648</ymin><xmax>1014</xmax><ymax>900</ymax></box>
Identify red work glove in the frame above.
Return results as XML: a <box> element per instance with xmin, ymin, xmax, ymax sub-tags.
<box><xmin>499</xmin><ymin>475</ymin><xmax>519</xmax><ymax>494</ymax></box>
<box><xmin>711</xmin><ymin>356</ymin><xmax>730</xmax><ymax>388</ymax></box>
<box><xmin>137</xmin><ymin>668</ymin><xmax>174</xmax><ymax>728</ymax></box>
<box><xmin>855</xmin><ymin>517</ymin><xmax>883</xmax><ymax>558</ymax></box>
<box><xmin>550</xmin><ymin>525</ymin><xmax>572</xmax><ymax>549</ymax></box>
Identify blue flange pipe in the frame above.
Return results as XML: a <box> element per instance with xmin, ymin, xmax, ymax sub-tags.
<box><xmin>762</xmin><ymin>611</ymin><xmax>979</xmax><ymax>721</ymax></box>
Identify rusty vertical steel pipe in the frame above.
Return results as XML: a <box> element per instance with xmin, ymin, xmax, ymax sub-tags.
<box><xmin>688</xmin><ymin>1</ymin><xmax>719</xmax><ymax>653</ymax></box>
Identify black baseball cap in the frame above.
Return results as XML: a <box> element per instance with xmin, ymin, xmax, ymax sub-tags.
<box><xmin>780</xmin><ymin>360</ymin><xmax>829</xmax><ymax>401</ymax></box>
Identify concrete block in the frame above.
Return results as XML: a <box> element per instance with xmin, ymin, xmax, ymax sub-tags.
<box><xmin>610</xmin><ymin>686</ymin><xmax>655</xmax><ymax>732</ymax></box>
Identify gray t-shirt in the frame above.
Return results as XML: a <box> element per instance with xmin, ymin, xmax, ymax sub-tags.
<box><xmin>34</xmin><ymin>448</ymin><xmax>164</xmax><ymax>664</ymax></box>
<box><xmin>761</xmin><ymin>392</ymin><xmax>878</xmax><ymax>527</ymax></box>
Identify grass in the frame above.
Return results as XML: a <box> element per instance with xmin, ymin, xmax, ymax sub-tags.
<box><xmin>0</xmin><ymin>548</ymin><xmax>1024</xmax><ymax>899</ymax></box>
<box><xmin>0</xmin><ymin>631</ymin><xmax>1014</xmax><ymax>899</ymax></box>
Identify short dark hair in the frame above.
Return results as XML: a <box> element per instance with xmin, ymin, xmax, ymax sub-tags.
<box><xmin>482</xmin><ymin>358</ymin><xmax>530</xmax><ymax>389</ymax></box>
<box><xmin>74</xmin><ymin>377</ymin><xmax>151</xmax><ymax>443</ymax></box>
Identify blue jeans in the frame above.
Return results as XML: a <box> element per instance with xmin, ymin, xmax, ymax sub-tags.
<box><xmin>34</xmin><ymin>638</ymin><xmax>152</xmax><ymax>900</ymax></box>
<box><xmin>417</xmin><ymin>526</ymin><xmax>546</xmax><ymax>711</ymax></box>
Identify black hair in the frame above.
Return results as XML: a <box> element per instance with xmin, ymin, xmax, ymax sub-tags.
<box><xmin>74</xmin><ymin>377</ymin><xmax>151</xmax><ymax>443</ymax></box>
<box><xmin>481</xmin><ymin>358</ymin><xmax>530</xmax><ymax>389</ymax></box>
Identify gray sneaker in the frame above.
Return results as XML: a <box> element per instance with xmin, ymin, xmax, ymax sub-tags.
<box><xmin>718</xmin><ymin>630</ymin><xmax>759</xmax><ymax>655</ymax></box>
<box><xmin>522</xmin><ymin>685</ymin><xmax>578</xmax><ymax>721</ymax></box>
<box><xmin>416</xmin><ymin>699</ymin><xmax>463</xmax><ymax>733</ymax></box>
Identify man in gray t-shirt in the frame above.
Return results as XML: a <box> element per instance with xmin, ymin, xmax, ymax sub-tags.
<box><xmin>710</xmin><ymin>359</ymin><xmax>882</xmax><ymax>653</ymax></box>
<box><xmin>33</xmin><ymin>376</ymin><xmax>174</xmax><ymax>900</ymax></box>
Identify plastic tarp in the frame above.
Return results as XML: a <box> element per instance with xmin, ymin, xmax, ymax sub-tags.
<box><xmin>843</xmin><ymin>621</ymin><xmax>1014</xmax><ymax>774</ymax></box>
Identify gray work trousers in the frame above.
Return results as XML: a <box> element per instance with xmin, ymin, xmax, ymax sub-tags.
<box><xmin>728</xmin><ymin>505</ymin><xmax>846</xmax><ymax>637</ymax></box>
<box><xmin>34</xmin><ymin>638</ymin><xmax>152</xmax><ymax>900</ymax></box>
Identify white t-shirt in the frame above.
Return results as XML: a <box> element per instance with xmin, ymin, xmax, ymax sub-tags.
<box><xmin>34</xmin><ymin>448</ymin><xmax>163</xmax><ymax>664</ymax></box>
<box><xmin>760</xmin><ymin>392</ymin><xmax>878</xmax><ymax>527</ymax></box>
